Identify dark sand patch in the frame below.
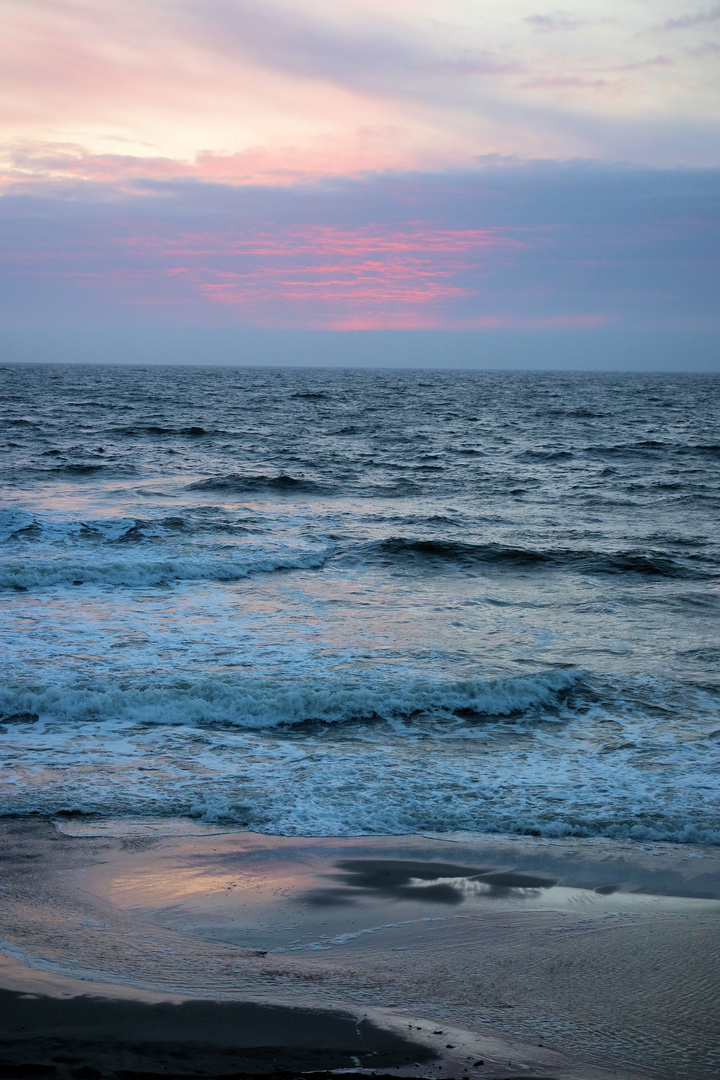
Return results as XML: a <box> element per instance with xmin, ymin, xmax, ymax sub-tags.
<box><xmin>0</xmin><ymin>966</ymin><xmax>627</xmax><ymax>1080</ymax></box>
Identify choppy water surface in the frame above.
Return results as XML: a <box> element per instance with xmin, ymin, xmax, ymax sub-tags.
<box><xmin>1</xmin><ymin>365</ymin><xmax>718</xmax><ymax>841</ymax></box>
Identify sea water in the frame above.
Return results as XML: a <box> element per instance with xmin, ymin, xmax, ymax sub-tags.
<box><xmin>1</xmin><ymin>365</ymin><xmax>718</xmax><ymax>842</ymax></box>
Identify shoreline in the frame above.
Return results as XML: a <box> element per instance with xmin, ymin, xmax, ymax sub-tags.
<box><xmin>1</xmin><ymin>818</ymin><xmax>719</xmax><ymax>1079</ymax></box>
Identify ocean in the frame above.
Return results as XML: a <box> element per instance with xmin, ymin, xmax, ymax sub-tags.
<box><xmin>1</xmin><ymin>364</ymin><xmax>719</xmax><ymax>844</ymax></box>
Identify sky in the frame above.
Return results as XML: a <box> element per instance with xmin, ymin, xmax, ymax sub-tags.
<box><xmin>2</xmin><ymin>0</ymin><xmax>719</xmax><ymax>367</ymax></box>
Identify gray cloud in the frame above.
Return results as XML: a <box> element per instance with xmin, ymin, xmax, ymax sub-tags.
<box><xmin>168</xmin><ymin>0</ymin><xmax>518</xmax><ymax>103</ymax></box>
<box><xmin>655</xmin><ymin>4</ymin><xmax>720</xmax><ymax>31</ymax></box>
<box><xmin>7</xmin><ymin>158</ymin><xmax>719</xmax><ymax>227</ymax></box>
<box><xmin>685</xmin><ymin>40</ymin><xmax>720</xmax><ymax>54</ymax></box>
<box><xmin>523</xmin><ymin>12</ymin><xmax>595</xmax><ymax>33</ymax></box>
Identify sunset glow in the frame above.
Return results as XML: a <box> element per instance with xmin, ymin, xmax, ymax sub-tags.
<box><xmin>1</xmin><ymin>1</ymin><xmax>718</xmax><ymax>349</ymax></box>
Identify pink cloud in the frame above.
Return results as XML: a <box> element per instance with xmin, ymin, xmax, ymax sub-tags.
<box><xmin>276</xmin><ymin>312</ymin><xmax>616</xmax><ymax>331</ymax></box>
<box><xmin>0</xmin><ymin>203</ymin><xmax>626</xmax><ymax>330</ymax></box>
<box><xmin>0</xmin><ymin>145</ymin><xmax>358</xmax><ymax>189</ymax></box>
<box><xmin>108</xmin><ymin>224</ymin><xmax>521</xmax><ymax>326</ymax></box>
<box><xmin>1</xmin><ymin>133</ymin><xmax>447</xmax><ymax>189</ymax></box>
<box><xmin>1</xmin><ymin>160</ymin><xmax>715</xmax><ymax>337</ymax></box>
<box><xmin>131</xmin><ymin>225</ymin><xmax>516</xmax><ymax>257</ymax></box>
<box><xmin>2</xmin><ymin>0</ymin><xmax>717</xmax><ymax>182</ymax></box>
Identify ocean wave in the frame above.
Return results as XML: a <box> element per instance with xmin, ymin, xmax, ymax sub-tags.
<box><xmin>112</xmin><ymin>424</ymin><xmax>219</xmax><ymax>437</ymax></box>
<box><xmin>516</xmin><ymin>449</ymin><xmax>574</xmax><ymax>461</ymax></box>
<box><xmin>0</xmin><ymin>669</ymin><xmax>581</xmax><ymax>730</ymax></box>
<box><xmin>39</xmin><ymin>808</ymin><xmax>720</xmax><ymax>846</ymax></box>
<box><xmin>12</xmin><ymin>462</ymin><xmax>140</xmax><ymax>481</ymax></box>
<box><xmin>2</xmin><ymin>515</ymin><xmax>167</xmax><ymax>545</ymax></box>
<box><xmin>186</xmin><ymin>473</ymin><xmax>326</xmax><ymax>494</ymax></box>
<box><xmin>1</xmin><ymin>670</ymin><xmax>718</xmax><ymax>844</ymax></box>
<box><xmin>586</xmin><ymin>441</ymin><xmax>720</xmax><ymax>460</ymax></box>
<box><xmin>4</xmin><ymin>515</ymin><xmax>717</xmax><ymax>585</ymax></box>
<box><xmin>42</xmin><ymin>463</ymin><xmax>111</xmax><ymax>475</ymax></box>
<box><xmin>0</xmin><ymin>548</ymin><xmax>329</xmax><ymax>590</ymax></box>
<box><xmin>362</xmin><ymin>538</ymin><xmax>716</xmax><ymax>579</ymax></box>
<box><xmin>1</xmin><ymin>510</ymin><xmax>265</xmax><ymax>547</ymax></box>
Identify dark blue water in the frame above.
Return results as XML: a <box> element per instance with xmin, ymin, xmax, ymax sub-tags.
<box><xmin>1</xmin><ymin>365</ymin><xmax>719</xmax><ymax>840</ymax></box>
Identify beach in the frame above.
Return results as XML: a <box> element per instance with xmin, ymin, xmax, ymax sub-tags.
<box><xmin>1</xmin><ymin>818</ymin><xmax>718</xmax><ymax>1079</ymax></box>
<box><xmin>2</xmin><ymin>367</ymin><xmax>719</xmax><ymax>1078</ymax></box>
<box><xmin>2</xmin><ymin>0</ymin><xmax>720</xmax><ymax>1060</ymax></box>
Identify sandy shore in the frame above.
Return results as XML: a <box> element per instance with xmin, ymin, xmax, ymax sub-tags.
<box><xmin>1</xmin><ymin>819</ymin><xmax>719</xmax><ymax>1080</ymax></box>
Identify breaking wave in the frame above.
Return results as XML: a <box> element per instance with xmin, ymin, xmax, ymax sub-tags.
<box><xmin>1</xmin><ymin>667</ymin><xmax>718</xmax><ymax>845</ymax></box>
<box><xmin>0</xmin><ymin>548</ymin><xmax>329</xmax><ymax>590</ymax></box>
<box><xmin>0</xmin><ymin>669</ymin><xmax>581</xmax><ymax>731</ymax></box>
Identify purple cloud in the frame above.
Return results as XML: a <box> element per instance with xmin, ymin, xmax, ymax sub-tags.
<box><xmin>523</xmin><ymin>12</ymin><xmax>596</xmax><ymax>33</ymax></box>
<box><xmin>655</xmin><ymin>5</ymin><xmax>720</xmax><ymax>31</ymax></box>
<box><xmin>173</xmin><ymin>0</ymin><xmax>515</xmax><ymax>96</ymax></box>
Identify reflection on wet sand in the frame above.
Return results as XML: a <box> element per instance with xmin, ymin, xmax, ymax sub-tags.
<box><xmin>303</xmin><ymin>859</ymin><xmax>557</xmax><ymax>906</ymax></box>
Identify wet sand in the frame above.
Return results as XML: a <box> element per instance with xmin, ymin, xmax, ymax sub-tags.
<box><xmin>0</xmin><ymin>984</ymin><xmax>438</xmax><ymax>1078</ymax></box>
<box><xmin>1</xmin><ymin>818</ymin><xmax>719</xmax><ymax>1079</ymax></box>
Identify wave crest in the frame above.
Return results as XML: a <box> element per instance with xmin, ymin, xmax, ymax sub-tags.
<box><xmin>0</xmin><ymin>548</ymin><xmax>329</xmax><ymax>590</ymax></box>
<box><xmin>0</xmin><ymin>670</ymin><xmax>581</xmax><ymax>730</ymax></box>
<box><xmin>186</xmin><ymin>473</ymin><xmax>325</xmax><ymax>494</ymax></box>
<box><xmin>364</xmin><ymin>538</ymin><xmax>715</xmax><ymax>579</ymax></box>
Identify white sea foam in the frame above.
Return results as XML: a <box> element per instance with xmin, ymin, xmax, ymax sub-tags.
<box><xmin>1</xmin><ymin>688</ymin><xmax>718</xmax><ymax>845</ymax></box>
